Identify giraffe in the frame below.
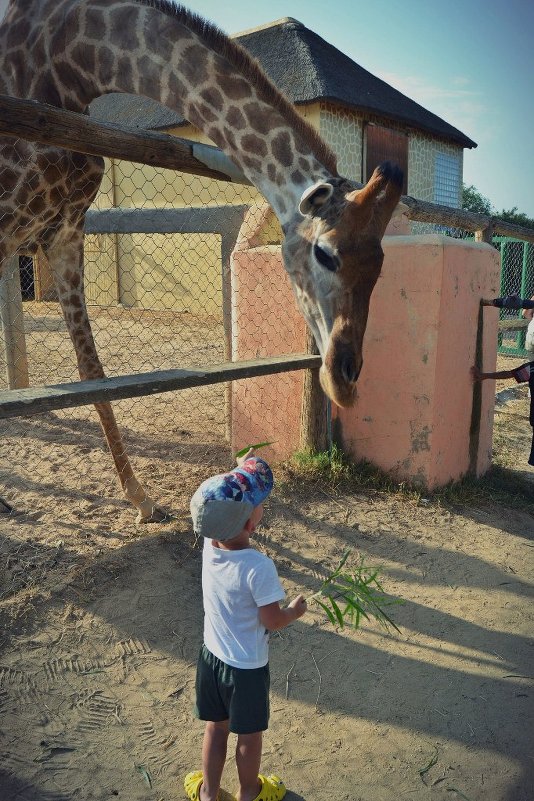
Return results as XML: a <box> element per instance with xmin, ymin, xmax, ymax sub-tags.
<box><xmin>0</xmin><ymin>0</ymin><xmax>403</xmax><ymax>522</ymax></box>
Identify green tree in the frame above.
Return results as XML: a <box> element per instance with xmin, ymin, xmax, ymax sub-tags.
<box><xmin>496</xmin><ymin>206</ymin><xmax>534</xmax><ymax>230</ymax></box>
<box><xmin>462</xmin><ymin>184</ymin><xmax>492</xmax><ymax>215</ymax></box>
<box><xmin>462</xmin><ymin>184</ymin><xmax>534</xmax><ymax>230</ymax></box>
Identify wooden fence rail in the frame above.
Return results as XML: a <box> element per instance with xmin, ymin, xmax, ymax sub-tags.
<box><xmin>0</xmin><ymin>355</ymin><xmax>321</xmax><ymax>419</ymax></box>
<box><xmin>1</xmin><ymin>92</ymin><xmax>533</xmax><ymax>440</ymax></box>
<box><xmin>1</xmin><ymin>94</ymin><xmax>534</xmax><ymax>243</ymax></box>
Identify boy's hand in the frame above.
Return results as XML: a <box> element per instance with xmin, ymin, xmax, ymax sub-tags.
<box><xmin>236</xmin><ymin>447</ymin><xmax>254</xmax><ymax>466</ymax></box>
<box><xmin>288</xmin><ymin>594</ymin><xmax>307</xmax><ymax>620</ymax></box>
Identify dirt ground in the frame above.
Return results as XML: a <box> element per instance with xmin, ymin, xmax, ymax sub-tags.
<box><xmin>1</xmin><ymin>306</ymin><xmax>534</xmax><ymax>801</ymax></box>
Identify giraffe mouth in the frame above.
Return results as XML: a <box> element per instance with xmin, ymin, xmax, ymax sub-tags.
<box><xmin>319</xmin><ymin>351</ymin><xmax>361</xmax><ymax>408</ymax></box>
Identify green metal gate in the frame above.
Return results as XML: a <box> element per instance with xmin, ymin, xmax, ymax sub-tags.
<box><xmin>495</xmin><ymin>237</ymin><xmax>534</xmax><ymax>357</ymax></box>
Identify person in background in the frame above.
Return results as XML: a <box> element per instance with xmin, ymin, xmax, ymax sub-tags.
<box><xmin>471</xmin><ymin>362</ymin><xmax>534</xmax><ymax>466</ymax></box>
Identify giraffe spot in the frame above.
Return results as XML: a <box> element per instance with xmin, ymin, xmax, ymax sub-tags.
<box><xmin>69</xmin><ymin>295</ymin><xmax>83</xmax><ymax>308</ymax></box>
<box><xmin>179</xmin><ymin>44</ymin><xmax>209</xmax><ymax>84</ymax></box>
<box><xmin>241</xmin><ymin>134</ymin><xmax>267</xmax><ymax>158</ymax></box>
<box><xmin>28</xmin><ymin>195</ymin><xmax>46</xmax><ymax>215</ymax></box>
<box><xmin>110</xmin><ymin>7</ymin><xmax>140</xmax><ymax>51</ymax></box>
<box><xmin>197</xmin><ymin>104</ymin><xmax>217</xmax><ymax>124</ymax></box>
<box><xmin>72</xmin><ymin>310</ymin><xmax>84</xmax><ymax>324</ymax></box>
<box><xmin>0</xmin><ymin>167</ymin><xmax>19</xmax><ymax>192</ymax></box>
<box><xmin>5</xmin><ymin>17</ymin><xmax>30</xmax><ymax>46</ymax></box>
<box><xmin>218</xmin><ymin>74</ymin><xmax>251</xmax><ymax>101</ymax></box>
<box><xmin>276</xmin><ymin>196</ymin><xmax>287</xmax><ymax>216</ymax></box>
<box><xmin>200</xmin><ymin>87</ymin><xmax>224</xmax><ymax>111</ymax></box>
<box><xmin>117</xmin><ymin>56</ymin><xmax>134</xmax><ymax>91</ymax></box>
<box><xmin>220</xmin><ymin>127</ymin><xmax>236</xmax><ymax>150</ymax></box>
<box><xmin>242</xmin><ymin>154</ymin><xmax>262</xmax><ymax>172</ymax></box>
<box><xmin>291</xmin><ymin>170</ymin><xmax>306</xmax><ymax>185</ymax></box>
<box><xmin>267</xmin><ymin>163</ymin><xmax>277</xmax><ymax>183</ymax></box>
<box><xmin>71</xmin><ymin>42</ymin><xmax>97</xmax><ymax>77</ymax></box>
<box><xmin>243</xmin><ymin>102</ymin><xmax>274</xmax><ymax>134</ymax></box>
<box><xmin>271</xmin><ymin>131</ymin><xmax>293</xmax><ymax>168</ymax></box>
<box><xmin>31</xmin><ymin>74</ymin><xmax>62</xmax><ymax>106</ymax></box>
<box><xmin>226</xmin><ymin>106</ymin><xmax>246</xmax><ymax>130</ymax></box>
<box><xmin>167</xmin><ymin>73</ymin><xmax>187</xmax><ymax>105</ymax></box>
<box><xmin>84</xmin><ymin>9</ymin><xmax>107</xmax><ymax>41</ymax></box>
<box><xmin>299</xmin><ymin>157</ymin><xmax>310</xmax><ymax>171</ymax></box>
<box><xmin>97</xmin><ymin>47</ymin><xmax>116</xmax><ymax>86</ymax></box>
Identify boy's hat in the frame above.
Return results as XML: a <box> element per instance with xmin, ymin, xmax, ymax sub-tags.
<box><xmin>190</xmin><ymin>457</ymin><xmax>274</xmax><ymax>541</ymax></box>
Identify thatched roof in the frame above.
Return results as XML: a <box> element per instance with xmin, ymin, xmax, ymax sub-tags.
<box><xmin>90</xmin><ymin>16</ymin><xmax>476</xmax><ymax>149</ymax></box>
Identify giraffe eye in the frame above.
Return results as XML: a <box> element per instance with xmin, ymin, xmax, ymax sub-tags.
<box><xmin>314</xmin><ymin>243</ymin><xmax>340</xmax><ymax>272</ymax></box>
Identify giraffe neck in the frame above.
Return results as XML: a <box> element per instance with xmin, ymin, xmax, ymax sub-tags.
<box><xmin>0</xmin><ymin>0</ymin><xmax>337</xmax><ymax>224</ymax></box>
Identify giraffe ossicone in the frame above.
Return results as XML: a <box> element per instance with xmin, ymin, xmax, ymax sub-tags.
<box><xmin>0</xmin><ymin>0</ymin><xmax>403</xmax><ymax>520</ymax></box>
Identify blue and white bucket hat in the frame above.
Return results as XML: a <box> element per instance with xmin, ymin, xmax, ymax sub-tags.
<box><xmin>190</xmin><ymin>457</ymin><xmax>274</xmax><ymax>541</ymax></box>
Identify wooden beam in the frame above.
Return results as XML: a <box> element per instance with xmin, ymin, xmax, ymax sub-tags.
<box><xmin>0</xmin><ymin>93</ymin><xmax>250</xmax><ymax>184</ymax></box>
<box><xmin>0</xmin><ymin>257</ymin><xmax>29</xmax><ymax>390</ymax></box>
<box><xmin>84</xmin><ymin>205</ymin><xmax>248</xmax><ymax>235</ymax></box>
<box><xmin>1</xmin><ymin>94</ymin><xmax>533</xmax><ymax>243</ymax></box>
<box><xmin>0</xmin><ymin>354</ymin><xmax>322</xmax><ymax>419</ymax></box>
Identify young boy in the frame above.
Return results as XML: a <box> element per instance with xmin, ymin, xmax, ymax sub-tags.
<box><xmin>472</xmin><ymin>362</ymin><xmax>534</xmax><ymax>466</ymax></box>
<box><xmin>185</xmin><ymin>451</ymin><xmax>307</xmax><ymax>801</ymax></box>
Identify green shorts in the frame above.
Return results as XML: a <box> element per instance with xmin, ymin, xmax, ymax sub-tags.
<box><xmin>194</xmin><ymin>644</ymin><xmax>270</xmax><ymax>734</ymax></box>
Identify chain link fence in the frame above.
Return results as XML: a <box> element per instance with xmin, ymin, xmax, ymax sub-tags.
<box><xmin>493</xmin><ymin>238</ymin><xmax>534</xmax><ymax>357</ymax></box>
<box><xmin>2</xmin><ymin>123</ymin><xmax>534</xmax><ymax>535</ymax></box>
<box><xmin>1</xmin><ymin>147</ymin><xmax>305</xmax><ymax>534</ymax></box>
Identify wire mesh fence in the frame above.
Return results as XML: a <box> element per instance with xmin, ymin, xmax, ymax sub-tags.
<box><xmin>493</xmin><ymin>238</ymin><xmax>534</xmax><ymax>357</ymax></box>
<box><xmin>0</xmin><ymin>147</ymin><xmax>306</xmax><ymax>533</ymax></box>
<box><xmin>1</xmin><ymin>118</ymin><xmax>534</xmax><ymax>537</ymax></box>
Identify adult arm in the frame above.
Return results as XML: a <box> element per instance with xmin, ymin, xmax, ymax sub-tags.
<box><xmin>471</xmin><ymin>365</ymin><xmax>516</xmax><ymax>381</ymax></box>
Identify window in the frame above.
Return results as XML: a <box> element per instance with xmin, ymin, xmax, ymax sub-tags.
<box><xmin>364</xmin><ymin>124</ymin><xmax>408</xmax><ymax>194</ymax></box>
<box><xmin>434</xmin><ymin>153</ymin><xmax>461</xmax><ymax>208</ymax></box>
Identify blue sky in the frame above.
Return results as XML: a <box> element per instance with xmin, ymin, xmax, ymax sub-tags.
<box><xmin>186</xmin><ymin>0</ymin><xmax>533</xmax><ymax>217</ymax></box>
<box><xmin>1</xmin><ymin>0</ymin><xmax>532</xmax><ymax>216</ymax></box>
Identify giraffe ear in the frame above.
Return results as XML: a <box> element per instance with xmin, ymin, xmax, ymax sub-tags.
<box><xmin>299</xmin><ymin>182</ymin><xmax>334</xmax><ymax>216</ymax></box>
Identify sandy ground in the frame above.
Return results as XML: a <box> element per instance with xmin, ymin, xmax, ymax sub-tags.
<box><xmin>1</xmin><ymin>305</ymin><xmax>534</xmax><ymax>801</ymax></box>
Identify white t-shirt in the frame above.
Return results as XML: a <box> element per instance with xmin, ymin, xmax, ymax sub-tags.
<box><xmin>202</xmin><ymin>539</ymin><xmax>285</xmax><ymax>669</ymax></box>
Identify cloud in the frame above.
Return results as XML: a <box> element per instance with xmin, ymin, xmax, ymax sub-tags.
<box><xmin>375</xmin><ymin>70</ymin><xmax>487</xmax><ymax>141</ymax></box>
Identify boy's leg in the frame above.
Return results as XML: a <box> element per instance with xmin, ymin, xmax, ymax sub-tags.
<box><xmin>201</xmin><ymin>719</ymin><xmax>230</xmax><ymax>801</ymax></box>
<box><xmin>235</xmin><ymin>731</ymin><xmax>262</xmax><ymax>801</ymax></box>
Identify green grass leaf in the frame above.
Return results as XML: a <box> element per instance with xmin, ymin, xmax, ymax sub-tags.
<box><xmin>235</xmin><ymin>441</ymin><xmax>276</xmax><ymax>458</ymax></box>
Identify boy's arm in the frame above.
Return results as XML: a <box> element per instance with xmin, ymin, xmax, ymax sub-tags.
<box><xmin>259</xmin><ymin>595</ymin><xmax>307</xmax><ymax>631</ymax></box>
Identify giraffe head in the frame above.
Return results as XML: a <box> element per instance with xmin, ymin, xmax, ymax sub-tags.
<box><xmin>282</xmin><ymin>162</ymin><xmax>404</xmax><ymax>408</ymax></box>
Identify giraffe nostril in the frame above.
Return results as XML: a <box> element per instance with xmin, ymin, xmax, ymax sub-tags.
<box><xmin>340</xmin><ymin>355</ymin><xmax>360</xmax><ymax>384</ymax></box>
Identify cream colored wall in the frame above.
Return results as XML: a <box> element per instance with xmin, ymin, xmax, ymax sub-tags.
<box><xmin>318</xmin><ymin>103</ymin><xmax>464</xmax><ymax>206</ymax></box>
<box><xmin>408</xmin><ymin>134</ymin><xmax>463</xmax><ymax>204</ymax></box>
<box><xmin>87</xmin><ymin>103</ymin><xmax>464</xmax><ymax>315</ymax></box>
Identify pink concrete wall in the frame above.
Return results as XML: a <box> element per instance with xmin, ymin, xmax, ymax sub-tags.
<box><xmin>230</xmin><ymin>246</ymin><xmax>307</xmax><ymax>462</ymax></box>
<box><xmin>231</xmin><ymin>234</ymin><xmax>500</xmax><ymax>488</ymax></box>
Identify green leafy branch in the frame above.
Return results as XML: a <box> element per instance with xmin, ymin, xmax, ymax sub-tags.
<box><xmin>307</xmin><ymin>549</ymin><xmax>403</xmax><ymax>633</ymax></box>
<box><xmin>235</xmin><ymin>441</ymin><xmax>276</xmax><ymax>458</ymax></box>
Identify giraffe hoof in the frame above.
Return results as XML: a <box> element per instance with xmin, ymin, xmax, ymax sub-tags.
<box><xmin>136</xmin><ymin>505</ymin><xmax>171</xmax><ymax>525</ymax></box>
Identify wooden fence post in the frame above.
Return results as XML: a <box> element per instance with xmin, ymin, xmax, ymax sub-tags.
<box><xmin>0</xmin><ymin>256</ymin><xmax>30</xmax><ymax>389</ymax></box>
<box><xmin>299</xmin><ymin>328</ymin><xmax>328</xmax><ymax>452</ymax></box>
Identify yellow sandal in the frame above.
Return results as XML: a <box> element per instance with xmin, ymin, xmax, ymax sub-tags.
<box><xmin>184</xmin><ymin>771</ymin><xmax>236</xmax><ymax>801</ymax></box>
<box><xmin>250</xmin><ymin>774</ymin><xmax>286</xmax><ymax>801</ymax></box>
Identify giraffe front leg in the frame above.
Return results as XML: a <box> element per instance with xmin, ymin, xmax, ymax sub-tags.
<box><xmin>46</xmin><ymin>241</ymin><xmax>169</xmax><ymax>523</ymax></box>
<box><xmin>94</xmin><ymin>401</ymin><xmax>170</xmax><ymax>524</ymax></box>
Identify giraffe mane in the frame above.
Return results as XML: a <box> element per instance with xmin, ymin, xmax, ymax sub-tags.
<box><xmin>135</xmin><ymin>0</ymin><xmax>339</xmax><ymax>176</ymax></box>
